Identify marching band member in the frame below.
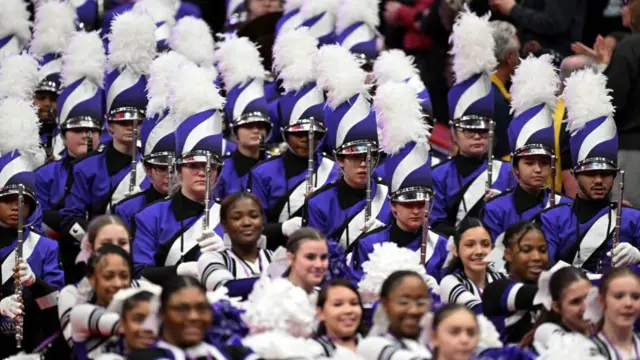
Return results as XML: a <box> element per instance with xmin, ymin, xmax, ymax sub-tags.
<box><xmin>538</xmin><ymin>69</ymin><xmax>640</xmax><ymax>273</ymax></box>
<box><xmin>430</xmin><ymin>10</ymin><xmax>516</xmax><ymax>238</ymax></box>
<box><xmin>349</xmin><ymin>81</ymin><xmax>447</xmax><ymax>281</ymax></box>
<box><xmin>440</xmin><ymin>218</ymin><xmax>505</xmax><ymax>314</ymax></box>
<box><xmin>334</xmin><ymin>0</ymin><xmax>380</xmax><ymax>70</ymax></box>
<box><xmin>482</xmin><ymin>221</ymin><xmax>548</xmax><ymax>344</ymax></box>
<box><xmin>305</xmin><ymin>44</ymin><xmax>392</xmax><ymax>250</ymax></box>
<box><xmin>0</xmin><ymin>0</ymin><xmax>31</xmax><ymax>62</ymax></box>
<box><xmin>0</xmin><ymin>98</ymin><xmax>65</xmax><ymax>359</ymax></box>
<box><xmin>132</xmin><ymin>62</ymin><xmax>226</xmax><ymax>284</ymax></box>
<box><xmin>0</xmin><ymin>54</ymin><xmax>40</xmax><ymax>102</ymax></box>
<box><xmin>482</xmin><ymin>55</ymin><xmax>572</xmax><ymax>273</ymax></box>
<box><xmin>215</xmin><ymin>36</ymin><xmax>273</xmax><ymax>200</ymax></box>
<box><xmin>225</xmin><ymin>0</ymin><xmax>246</xmax><ymax>30</ymax></box>
<box><xmin>298</xmin><ymin>0</ymin><xmax>340</xmax><ymax>46</ymax></box>
<box><xmin>132</xmin><ymin>0</ymin><xmax>177</xmax><ymax>52</ymax></box>
<box><xmin>60</xmin><ymin>11</ymin><xmax>155</xmax><ymax>245</ymax></box>
<box><xmin>198</xmin><ymin>192</ymin><xmax>273</xmax><ymax>293</ymax></box>
<box><xmin>113</xmin><ymin>52</ymin><xmax>189</xmax><ymax>228</ymax></box>
<box><xmin>249</xmin><ymin>27</ymin><xmax>338</xmax><ymax>250</ymax></box>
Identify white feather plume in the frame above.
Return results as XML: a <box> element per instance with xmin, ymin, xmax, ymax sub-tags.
<box><xmin>169</xmin><ymin>17</ymin><xmax>215</xmax><ymax>68</ymax></box>
<box><xmin>62</xmin><ymin>31</ymin><xmax>106</xmax><ymax>87</ymax></box>
<box><xmin>0</xmin><ymin>54</ymin><xmax>40</xmax><ymax>101</ymax></box>
<box><xmin>0</xmin><ymin>98</ymin><xmax>41</xmax><ymax>156</ymax></box>
<box><xmin>243</xmin><ymin>332</ymin><xmax>322</xmax><ymax>359</ymax></box>
<box><xmin>449</xmin><ymin>8</ymin><xmax>497</xmax><ymax>84</ymax></box>
<box><xmin>155</xmin><ymin>0</ymin><xmax>180</xmax><ymax>12</ymax></box>
<box><xmin>375</xmin><ymin>81</ymin><xmax>430</xmax><ymax>155</ymax></box>
<box><xmin>146</xmin><ymin>51</ymin><xmax>189</xmax><ymax>118</ymax></box>
<box><xmin>132</xmin><ymin>0</ymin><xmax>176</xmax><ymax>25</ymax></box>
<box><xmin>300</xmin><ymin>0</ymin><xmax>340</xmax><ymax>19</ymax></box>
<box><xmin>284</xmin><ymin>0</ymin><xmax>306</xmax><ymax>13</ymax></box>
<box><xmin>563</xmin><ymin>69</ymin><xmax>615</xmax><ymax>135</ymax></box>
<box><xmin>272</xmin><ymin>27</ymin><xmax>319</xmax><ymax>92</ymax></box>
<box><xmin>336</xmin><ymin>0</ymin><xmax>380</xmax><ymax>34</ymax></box>
<box><xmin>107</xmin><ymin>11</ymin><xmax>157</xmax><ymax>75</ymax></box>
<box><xmin>168</xmin><ymin>61</ymin><xmax>225</xmax><ymax>125</ymax></box>
<box><xmin>29</xmin><ymin>1</ymin><xmax>77</xmax><ymax>57</ymax></box>
<box><xmin>373</xmin><ymin>50</ymin><xmax>420</xmax><ymax>86</ymax></box>
<box><xmin>358</xmin><ymin>242</ymin><xmax>431</xmax><ymax>304</ymax></box>
<box><xmin>214</xmin><ymin>36</ymin><xmax>265</xmax><ymax>91</ymax></box>
<box><xmin>0</xmin><ymin>0</ymin><xmax>32</xmax><ymax>47</ymax></box>
<box><xmin>510</xmin><ymin>54</ymin><xmax>559</xmax><ymax>116</ymax></box>
<box><xmin>242</xmin><ymin>277</ymin><xmax>316</xmax><ymax>337</ymax></box>
<box><xmin>314</xmin><ymin>44</ymin><xmax>368</xmax><ymax>109</ymax></box>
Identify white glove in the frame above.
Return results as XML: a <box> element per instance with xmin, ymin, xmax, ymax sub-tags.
<box><xmin>360</xmin><ymin>218</ymin><xmax>385</xmax><ymax>232</ymax></box>
<box><xmin>607</xmin><ymin>243</ymin><xmax>640</xmax><ymax>267</ymax></box>
<box><xmin>0</xmin><ymin>295</ymin><xmax>23</xmax><ymax>320</ymax></box>
<box><xmin>197</xmin><ymin>229</ymin><xmax>225</xmax><ymax>253</ymax></box>
<box><xmin>425</xmin><ymin>275</ymin><xmax>440</xmax><ymax>296</ymax></box>
<box><xmin>281</xmin><ymin>217</ymin><xmax>302</xmax><ymax>237</ymax></box>
<box><xmin>16</xmin><ymin>261</ymin><xmax>35</xmax><ymax>287</ymax></box>
<box><xmin>176</xmin><ymin>262</ymin><xmax>199</xmax><ymax>278</ymax></box>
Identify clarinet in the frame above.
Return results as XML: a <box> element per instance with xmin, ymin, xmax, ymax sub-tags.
<box><xmin>86</xmin><ymin>130</ymin><xmax>93</xmax><ymax>153</ymax></box>
<box><xmin>485</xmin><ymin>120</ymin><xmax>495</xmax><ymax>192</ymax></box>
<box><xmin>15</xmin><ymin>184</ymin><xmax>25</xmax><ymax>348</ymax></box>
<box><xmin>128</xmin><ymin>118</ymin><xmax>139</xmax><ymax>194</ymax></box>
<box><xmin>167</xmin><ymin>154</ymin><xmax>175</xmax><ymax>197</ymax></box>
<box><xmin>364</xmin><ymin>143</ymin><xmax>373</xmax><ymax>229</ymax></box>
<box><xmin>420</xmin><ymin>197</ymin><xmax>431</xmax><ymax>265</ymax></box>
<box><xmin>612</xmin><ymin>170</ymin><xmax>625</xmax><ymax>253</ymax></box>
<box><xmin>306</xmin><ymin>118</ymin><xmax>315</xmax><ymax>195</ymax></box>
<box><xmin>203</xmin><ymin>152</ymin><xmax>212</xmax><ymax>230</ymax></box>
<box><xmin>549</xmin><ymin>154</ymin><xmax>556</xmax><ymax>207</ymax></box>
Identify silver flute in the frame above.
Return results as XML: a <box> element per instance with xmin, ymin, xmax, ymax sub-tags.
<box><xmin>167</xmin><ymin>154</ymin><xmax>175</xmax><ymax>197</ymax></box>
<box><xmin>15</xmin><ymin>184</ymin><xmax>25</xmax><ymax>348</ymax></box>
<box><xmin>550</xmin><ymin>154</ymin><xmax>556</xmax><ymax>207</ymax></box>
<box><xmin>306</xmin><ymin>118</ymin><xmax>315</xmax><ymax>195</ymax></box>
<box><xmin>364</xmin><ymin>143</ymin><xmax>372</xmax><ymax>228</ymax></box>
<box><xmin>420</xmin><ymin>197</ymin><xmax>431</xmax><ymax>265</ymax></box>
<box><xmin>203</xmin><ymin>152</ymin><xmax>212</xmax><ymax>230</ymax></box>
<box><xmin>86</xmin><ymin>130</ymin><xmax>93</xmax><ymax>153</ymax></box>
<box><xmin>612</xmin><ymin>170</ymin><xmax>625</xmax><ymax>253</ymax></box>
<box><xmin>129</xmin><ymin>118</ymin><xmax>139</xmax><ymax>194</ymax></box>
<box><xmin>485</xmin><ymin>120</ymin><xmax>495</xmax><ymax>192</ymax></box>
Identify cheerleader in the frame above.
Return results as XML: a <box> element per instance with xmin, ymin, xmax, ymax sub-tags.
<box><xmin>591</xmin><ymin>267</ymin><xmax>640</xmax><ymax>359</ymax></box>
<box><xmin>481</xmin><ymin>221</ymin><xmax>548</xmax><ymax>344</ymax></box>
<box><xmin>282</xmin><ymin>227</ymin><xmax>329</xmax><ymax>295</ymax></box>
<box><xmin>198</xmin><ymin>193</ymin><xmax>273</xmax><ymax>295</ymax></box>
<box><xmin>430</xmin><ymin>10</ymin><xmax>516</xmax><ymax>238</ymax></box>
<box><xmin>357</xmin><ymin>270</ymin><xmax>434</xmax><ymax>360</ymax></box>
<box><xmin>430</xmin><ymin>304</ymin><xmax>479</xmax><ymax>360</ymax></box>
<box><xmin>440</xmin><ymin>218</ymin><xmax>505</xmax><ymax>313</ymax></box>
<box><xmin>108</xmin><ymin>288</ymin><xmax>159</xmax><ymax>354</ymax></box>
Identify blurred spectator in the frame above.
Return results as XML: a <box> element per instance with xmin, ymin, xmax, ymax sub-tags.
<box><xmin>384</xmin><ymin>0</ymin><xmax>434</xmax><ymax>53</ymax></box>
<box><xmin>245</xmin><ymin>0</ymin><xmax>283</xmax><ymax>22</ymax></box>
<box><xmin>571</xmin><ymin>32</ymin><xmax>627</xmax><ymax>67</ymax></box>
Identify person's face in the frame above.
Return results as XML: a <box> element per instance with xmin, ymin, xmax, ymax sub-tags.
<box><xmin>247</xmin><ymin>0</ymin><xmax>282</xmax><ymax>20</ymax></box>
<box><xmin>0</xmin><ymin>195</ymin><xmax>31</xmax><ymax>227</ymax></box>
<box><xmin>93</xmin><ymin>224</ymin><xmax>131</xmax><ymax>253</ymax></box>
<box><xmin>382</xmin><ymin>276</ymin><xmax>430</xmax><ymax>339</ymax></box>
<box><xmin>453</xmin><ymin>227</ymin><xmax>492</xmax><ymax>275</ymax></box>
<box><xmin>515</xmin><ymin>155</ymin><xmax>552</xmax><ymax>190</ymax></box>
<box><xmin>287</xmin><ymin>240</ymin><xmax>329</xmax><ymax>289</ymax></box>
<box><xmin>337</xmin><ymin>153</ymin><xmax>371</xmax><ymax>189</ymax></box>
<box><xmin>33</xmin><ymin>92</ymin><xmax>57</xmax><ymax>122</ymax></box>
<box><xmin>236</xmin><ymin>123</ymin><xmax>268</xmax><ymax>149</ymax></box>
<box><xmin>506</xmin><ymin>36</ymin><xmax>522</xmax><ymax>71</ymax></box>
<box><xmin>600</xmin><ymin>276</ymin><xmax>640</xmax><ymax>330</ymax></box>
<box><xmin>163</xmin><ymin>287</ymin><xmax>212</xmax><ymax>347</ymax></box>
<box><xmin>431</xmin><ymin>310</ymin><xmax>478</xmax><ymax>360</ymax></box>
<box><xmin>108</xmin><ymin>120</ymin><xmax>141</xmax><ymax>145</ymax></box>
<box><xmin>623</xmin><ymin>4</ymin><xmax>632</xmax><ymax>28</ymax></box>
<box><xmin>392</xmin><ymin>201</ymin><xmax>427</xmax><ymax>233</ymax></box>
<box><xmin>286</xmin><ymin>132</ymin><xmax>311</xmax><ymax>158</ymax></box>
<box><xmin>64</xmin><ymin>129</ymin><xmax>100</xmax><ymax>158</ymax></box>
<box><xmin>179</xmin><ymin>162</ymin><xmax>218</xmax><ymax>200</ymax></box>
<box><xmin>317</xmin><ymin>286</ymin><xmax>363</xmax><ymax>339</ymax></box>
<box><xmin>455</xmin><ymin>129</ymin><xmax>489</xmax><ymax>158</ymax></box>
<box><xmin>121</xmin><ymin>300</ymin><xmax>156</xmax><ymax>350</ymax></box>
<box><xmin>144</xmin><ymin>164</ymin><xmax>170</xmax><ymax>195</ymax></box>
<box><xmin>222</xmin><ymin>198</ymin><xmax>263</xmax><ymax>247</ymax></box>
<box><xmin>504</xmin><ymin>229</ymin><xmax>548</xmax><ymax>283</ymax></box>
<box><xmin>89</xmin><ymin>254</ymin><xmax>131</xmax><ymax>306</ymax></box>
<box><xmin>552</xmin><ymin>278</ymin><xmax>592</xmax><ymax>333</ymax></box>
<box><xmin>576</xmin><ymin>171</ymin><xmax>615</xmax><ymax>201</ymax></box>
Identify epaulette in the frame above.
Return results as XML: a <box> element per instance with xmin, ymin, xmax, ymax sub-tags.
<box><xmin>112</xmin><ymin>190</ymin><xmax>146</xmax><ymax>209</ymax></box>
<box><xmin>251</xmin><ymin>151</ymin><xmax>284</xmax><ymax>170</ymax></box>
<box><xmin>306</xmin><ymin>179</ymin><xmax>339</xmax><ymax>202</ymax></box>
<box><xmin>72</xmin><ymin>144</ymin><xmax>105</xmax><ymax>165</ymax></box>
<box><xmin>536</xmin><ymin>201</ymin><xmax>572</xmax><ymax>219</ymax></box>
<box><xmin>373</xmin><ymin>176</ymin><xmax>387</xmax><ymax>185</ymax></box>
<box><xmin>484</xmin><ymin>188</ymin><xmax>515</xmax><ymax>205</ymax></box>
<box><xmin>431</xmin><ymin>156</ymin><xmax>454</xmax><ymax>170</ymax></box>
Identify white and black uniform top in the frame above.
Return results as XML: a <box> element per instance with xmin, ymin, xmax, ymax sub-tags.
<box><xmin>357</xmin><ymin>333</ymin><xmax>433</xmax><ymax>360</ymax></box>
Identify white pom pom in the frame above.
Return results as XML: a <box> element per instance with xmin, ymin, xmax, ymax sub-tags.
<box><xmin>314</xmin><ymin>44</ymin><xmax>368</xmax><ymax>109</ymax></box>
<box><xmin>336</xmin><ymin>0</ymin><xmax>380</xmax><ymax>33</ymax></box>
<box><xmin>242</xmin><ymin>277</ymin><xmax>316</xmax><ymax>337</ymax></box>
<box><xmin>108</xmin><ymin>12</ymin><xmax>157</xmax><ymax>75</ymax></box>
<box><xmin>300</xmin><ymin>0</ymin><xmax>340</xmax><ymax>19</ymax></box>
<box><xmin>283</xmin><ymin>0</ymin><xmax>306</xmax><ymax>13</ymax></box>
<box><xmin>510</xmin><ymin>54</ymin><xmax>559</xmax><ymax>116</ymax></box>
<box><xmin>215</xmin><ymin>36</ymin><xmax>265</xmax><ymax>91</ymax></box>
<box><xmin>0</xmin><ymin>98</ymin><xmax>41</xmax><ymax>156</ymax></box>
<box><xmin>146</xmin><ymin>51</ymin><xmax>189</xmax><ymax>118</ymax></box>
<box><xmin>563</xmin><ymin>68</ymin><xmax>615</xmax><ymax>135</ymax></box>
<box><xmin>168</xmin><ymin>62</ymin><xmax>225</xmax><ymax>124</ymax></box>
<box><xmin>536</xmin><ymin>333</ymin><xmax>606</xmax><ymax>360</ymax></box>
<box><xmin>62</xmin><ymin>31</ymin><xmax>107</xmax><ymax>87</ymax></box>
<box><xmin>373</xmin><ymin>50</ymin><xmax>420</xmax><ymax>86</ymax></box>
<box><xmin>476</xmin><ymin>315</ymin><xmax>503</xmax><ymax>350</ymax></box>
<box><xmin>272</xmin><ymin>27</ymin><xmax>318</xmax><ymax>92</ymax></box>
<box><xmin>358</xmin><ymin>242</ymin><xmax>430</xmax><ymax>303</ymax></box>
<box><xmin>169</xmin><ymin>16</ymin><xmax>215</xmax><ymax>68</ymax></box>
<box><xmin>243</xmin><ymin>332</ymin><xmax>320</xmax><ymax>359</ymax></box>
<box><xmin>0</xmin><ymin>54</ymin><xmax>40</xmax><ymax>101</ymax></box>
<box><xmin>30</xmin><ymin>1</ymin><xmax>77</xmax><ymax>57</ymax></box>
<box><xmin>132</xmin><ymin>0</ymin><xmax>176</xmax><ymax>25</ymax></box>
<box><xmin>375</xmin><ymin>82</ymin><xmax>430</xmax><ymax>155</ymax></box>
<box><xmin>449</xmin><ymin>8</ymin><xmax>497</xmax><ymax>84</ymax></box>
<box><xmin>0</xmin><ymin>0</ymin><xmax>31</xmax><ymax>47</ymax></box>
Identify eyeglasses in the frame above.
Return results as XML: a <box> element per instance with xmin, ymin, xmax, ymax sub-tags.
<box><xmin>168</xmin><ymin>303</ymin><xmax>212</xmax><ymax>315</ymax></box>
<box><xmin>395</xmin><ymin>297</ymin><xmax>431</xmax><ymax>308</ymax></box>
<box><xmin>183</xmin><ymin>163</ymin><xmax>217</xmax><ymax>174</ymax></box>
<box><xmin>459</xmin><ymin>129</ymin><xmax>490</xmax><ymax>139</ymax></box>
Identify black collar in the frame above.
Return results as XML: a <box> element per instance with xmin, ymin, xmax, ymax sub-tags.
<box><xmin>232</xmin><ymin>149</ymin><xmax>263</xmax><ymax>177</ymax></box>
<box><xmin>390</xmin><ymin>221</ymin><xmax>420</xmax><ymax>248</ymax></box>
<box><xmin>170</xmin><ymin>191</ymin><xmax>205</xmax><ymax>221</ymax></box>
<box><xmin>0</xmin><ymin>226</ymin><xmax>17</xmax><ymax>248</ymax></box>
<box><xmin>573</xmin><ymin>196</ymin><xmax>611</xmax><ymax>224</ymax></box>
<box><xmin>513</xmin><ymin>185</ymin><xmax>545</xmax><ymax>214</ymax></box>
<box><xmin>144</xmin><ymin>186</ymin><xmax>166</xmax><ymax>205</ymax></box>
<box><xmin>337</xmin><ymin>178</ymin><xmax>366</xmax><ymax>210</ymax></box>
<box><xmin>282</xmin><ymin>149</ymin><xmax>311</xmax><ymax>179</ymax></box>
<box><xmin>105</xmin><ymin>142</ymin><xmax>133</xmax><ymax>176</ymax></box>
<box><xmin>454</xmin><ymin>155</ymin><xmax>485</xmax><ymax>178</ymax></box>
<box><xmin>62</xmin><ymin>152</ymin><xmax>75</xmax><ymax>169</ymax></box>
